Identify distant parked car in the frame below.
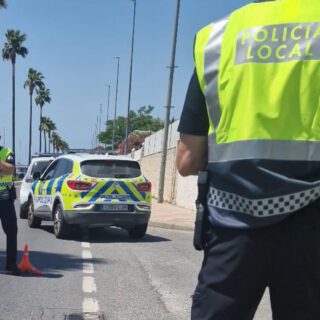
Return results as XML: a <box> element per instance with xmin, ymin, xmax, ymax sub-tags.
<box><xmin>26</xmin><ymin>153</ymin><xmax>151</xmax><ymax>239</ymax></box>
<box><xmin>19</xmin><ymin>156</ymin><xmax>55</xmax><ymax>218</ymax></box>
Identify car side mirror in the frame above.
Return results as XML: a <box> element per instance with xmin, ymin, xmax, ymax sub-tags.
<box><xmin>32</xmin><ymin>172</ymin><xmax>41</xmax><ymax>180</ymax></box>
<box><xmin>18</xmin><ymin>173</ymin><xmax>25</xmax><ymax>180</ymax></box>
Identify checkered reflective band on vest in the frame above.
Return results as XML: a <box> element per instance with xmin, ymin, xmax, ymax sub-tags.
<box><xmin>208</xmin><ymin>186</ymin><xmax>320</xmax><ymax>218</ymax></box>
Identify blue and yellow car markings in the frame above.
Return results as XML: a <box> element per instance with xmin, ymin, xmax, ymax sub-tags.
<box><xmin>87</xmin><ymin>180</ymin><xmax>115</xmax><ymax>202</ymax></box>
<box><xmin>118</xmin><ymin>182</ymin><xmax>141</xmax><ymax>202</ymax></box>
<box><xmin>46</xmin><ymin>179</ymin><xmax>55</xmax><ymax>195</ymax></box>
<box><xmin>31</xmin><ymin>181</ymin><xmax>37</xmax><ymax>193</ymax></box>
<box><xmin>56</xmin><ymin>174</ymin><xmax>69</xmax><ymax>193</ymax></box>
<box><xmin>132</xmin><ymin>183</ymin><xmax>146</xmax><ymax>200</ymax></box>
<box><xmin>80</xmin><ymin>181</ymin><xmax>99</xmax><ymax>198</ymax></box>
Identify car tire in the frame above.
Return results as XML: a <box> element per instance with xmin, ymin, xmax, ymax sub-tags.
<box><xmin>127</xmin><ymin>223</ymin><xmax>148</xmax><ymax>239</ymax></box>
<box><xmin>27</xmin><ymin>198</ymin><xmax>41</xmax><ymax>228</ymax></box>
<box><xmin>19</xmin><ymin>206</ymin><xmax>27</xmax><ymax>219</ymax></box>
<box><xmin>53</xmin><ymin>203</ymin><xmax>70</xmax><ymax>239</ymax></box>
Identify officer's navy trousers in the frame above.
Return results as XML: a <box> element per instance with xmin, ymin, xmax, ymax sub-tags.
<box><xmin>0</xmin><ymin>199</ymin><xmax>18</xmax><ymax>267</ymax></box>
<box><xmin>191</xmin><ymin>202</ymin><xmax>320</xmax><ymax>320</ymax></box>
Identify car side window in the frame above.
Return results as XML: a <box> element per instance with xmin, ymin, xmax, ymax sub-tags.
<box><xmin>53</xmin><ymin>159</ymin><xmax>73</xmax><ymax>178</ymax></box>
<box><xmin>64</xmin><ymin>160</ymin><xmax>73</xmax><ymax>175</ymax></box>
<box><xmin>42</xmin><ymin>161</ymin><xmax>59</xmax><ymax>180</ymax></box>
<box><xmin>53</xmin><ymin>159</ymin><xmax>67</xmax><ymax>178</ymax></box>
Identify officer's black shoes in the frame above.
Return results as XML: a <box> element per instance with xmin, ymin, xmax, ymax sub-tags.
<box><xmin>6</xmin><ymin>264</ymin><xmax>23</xmax><ymax>276</ymax></box>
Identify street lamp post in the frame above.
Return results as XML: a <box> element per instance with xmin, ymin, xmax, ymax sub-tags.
<box><xmin>125</xmin><ymin>0</ymin><xmax>137</xmax><ymax>155</ymax></box>
<box><xmin>158</xmin><ymin>0</ymin><xmax>180</xmax><ymax>203</ymax></box>
<box><xmin>106</xmin><ymin>84</ymin><xmax>111</xmax><ymax>123</ymax></box>
<box><xmin>112</xmin><ymin>57</ymin><xmax>120</xmax><ymax>151</ymax></box>
<box><xmin>99</xmin><ymin>103</ymin><xmax>102</xmax><ymax>135</ymax></box>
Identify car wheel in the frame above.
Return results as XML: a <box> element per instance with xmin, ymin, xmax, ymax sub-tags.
<box><xmin>19</xmin><ymin>206</ymin><xmax>27</xmax><ymax>219</ymax></box>
<box><xmin>127</xmin><ymin>223</ymin><xmax>148</xmax><ymax>239</ymax></box>
<box><xmin>53</xmin><ymin>203</ymin><xmax>70</xmax><ymax>239</ymax></box>
<box><xmin>27</xmin><ymin>198</ymin><xmax>41</xmax><ymax>228</ymax></box>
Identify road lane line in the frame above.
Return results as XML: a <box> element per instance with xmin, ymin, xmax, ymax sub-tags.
<box><xmin>83</xmin><ymin>262</ymin><xmax>94</xmax><ymax>274</ymax></box>
<box><xmin>83</xmin><ymin>297</ymin><xmax>99</xmax><ymax>313</ymax></box>
<box><xmin>82</xmin><ymin>250</ymin><xmax>93</xmax><ymax>259</ymax></box>
<box><xmin>81</xmin><ymin>242</ymin><xmax>91</xmax><ymax>248</ymax></box>
<box><xmin>83</xmin><ymin>276</ymin><xmax>97</xmax><ymax>293</ymax></box>
<box><xmin>81</xmin><ymin>235</ymin><xmax>101</xmax><ymax>316</ymax></box>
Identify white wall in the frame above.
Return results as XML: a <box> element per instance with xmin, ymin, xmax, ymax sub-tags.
<box><xmin>132</xmin><ymin>120</ymin><xmax>197</xmax><ymax>210</ymax></box>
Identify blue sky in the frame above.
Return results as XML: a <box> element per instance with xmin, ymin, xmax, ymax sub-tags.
<box><xmin>0</xmin><ymin>0</ymin><xmax>250</xmax><ymax>164</ymax></box>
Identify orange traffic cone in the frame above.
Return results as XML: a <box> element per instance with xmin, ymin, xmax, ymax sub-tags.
<box><xmin>18</xmin><ymin>244</ymin><xmax>43</xmax><ymax>276</ymax></box>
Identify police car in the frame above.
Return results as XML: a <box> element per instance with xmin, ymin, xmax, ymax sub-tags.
<box><xmin>19</xmin><ymin>155</ymin><xmax>56</xmax><ymax>219</ymax></box>
<box><xmin>26</xmin><ymin>153</ymin><xmax>151</xmax><ymax>239</ymax></box>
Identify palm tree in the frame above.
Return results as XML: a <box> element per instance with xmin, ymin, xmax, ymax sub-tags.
<box><xmin>35</xmin><ymin>86</ymin><xmax>51</xmax><ymax>153</ymax></box>
<box><xmin>0</xmin><ymin>0</ymin><xmax>7</xmax><ymax>8</ymax></box>
<box><xmin>2</xmin><ymin>29</ymin><xmax>28</xmax><ymax>158</ymax></box>
<box><xmin>51</xmin><ymin>132</ymin><xmax>60</xmax><ymax>153</ymax></box>
<box><xmin>24</xmin><ymin>68</ymin><xmax>44</xmax><ymax>163</ymax></box>
<box><xmin>46</xmin><ymin>118</ymin><xmax>56</xmax><ymax>153</ymax></box>
<box><xmin>40</xmin><ymin>116</ymin><xmax>50</xmax><ymax>153</ymax></box>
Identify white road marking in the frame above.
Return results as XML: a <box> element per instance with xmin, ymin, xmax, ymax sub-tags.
<box><xmin>83</xmin><ymin>262</ymin><xmax>94</xmax><ymax>274</ymax></box>
<box><xmin>81</xmin><ymin>242</ymin><xmax>91</xmax><ymax>248</ymax></box>
<box><xmin>82</xmin><ymin>250</ymin><xmax>93</xmax><ymax>259</ymax></box>
<box><xmin>83</xmin><ymin>276</ymin><xmax>97</xmax><ymax>293</ymax></box>
<box><xmin>83</xmin><ymin>297</ymin><xmax>99</xmax><ymax>313</ymax></box>
<box><xmin>81</xmin><ymin>238</ymin><xmax>100</xmax><ymax>315</ymax></box>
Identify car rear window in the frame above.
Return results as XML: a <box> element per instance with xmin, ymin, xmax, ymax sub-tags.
<box><xmin>80</xmin><ymin>160</ymin><xmax>142</xmax><ymax>178</ymax></box>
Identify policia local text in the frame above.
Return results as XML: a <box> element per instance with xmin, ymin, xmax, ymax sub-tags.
<box><xmin>235</xmin><ymin>23</ymin><xmax>320</xmax><ymax>64</ymax></box>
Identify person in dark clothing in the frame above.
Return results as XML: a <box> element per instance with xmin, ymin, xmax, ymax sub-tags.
<box><xmin>0</xmin><ymin>146</ymin><xmax>21</xmax><ymax>276</ymax></box>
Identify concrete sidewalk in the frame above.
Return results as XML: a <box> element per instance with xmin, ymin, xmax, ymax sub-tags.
<box><xmin>149</xmin><ymin>198</ymin><xmax>195</xmax><ymax>231</ymax></box>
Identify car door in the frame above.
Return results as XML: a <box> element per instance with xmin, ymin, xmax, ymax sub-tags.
<box><xmin>34</xmin><ymin>160</ymin><xmax>60</xmax><ymax>216</ymax></box>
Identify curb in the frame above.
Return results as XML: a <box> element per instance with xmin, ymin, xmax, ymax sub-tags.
<box><xmin>149</xmin><ymin>221</ymin><xmax>194</xmax><ymax>232</ymax></box>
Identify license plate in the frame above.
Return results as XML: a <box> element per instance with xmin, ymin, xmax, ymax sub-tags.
<box><xmin>100</xmin><ymin>204</ymin><xmax>128</xmax><ymax>211</ymax></box>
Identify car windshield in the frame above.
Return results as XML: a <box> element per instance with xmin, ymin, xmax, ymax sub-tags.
<box><xmin>80</xmin><ymin>160</ymin><xmax>141</xmax><ymax>178</ymax></box>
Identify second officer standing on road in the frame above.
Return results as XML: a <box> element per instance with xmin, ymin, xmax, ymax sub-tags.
<box><xmin>0</xmin><ymin>143</ymin><xmax>21</xmax><ymax>276</ymax></box>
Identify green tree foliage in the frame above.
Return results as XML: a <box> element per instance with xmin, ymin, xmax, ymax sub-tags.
<box><xmin>51</xmin><ymin>131</ymin><xmax>68</xmax><ymax>153</ymax></box>
<box><xmin>98</xmin><ymin>105</ymin><xmax>163</xmax><ymax>148</ymax></box>
<box><xmin>0</xmin><ymin>0</ymin><xmax>7</xmax><ymax>8</ymax></box>
<box><xmin>35</xmin><ymin>86</ymin><xmax>51</xmax><ymax>152</ymax></box>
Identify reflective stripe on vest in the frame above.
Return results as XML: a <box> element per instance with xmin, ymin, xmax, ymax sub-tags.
<box><xmin>209</xmin><ymin>139</ymin><xmax>320</xmax><ymax>162</ymax></box>
<box><xmin>194</xmin><ymin>17</ymin><xmax>229</xmax><ymax>134</ymax></box>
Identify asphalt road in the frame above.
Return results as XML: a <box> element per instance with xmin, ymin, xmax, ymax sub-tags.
<box><xmin>0</xmin><ymin>197</ymin><xmax>272</xmax><ymax>320</ymax></box>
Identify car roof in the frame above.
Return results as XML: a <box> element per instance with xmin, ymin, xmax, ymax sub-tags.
<box><xmin>30</xmin><ymin>156</ymin><xmax>55</xmax><ymax>163</ymax></box>
<box><xmin>55</xmin><ymin>153</ymin><xmax>138</xmax><ymax>163</ymax></box>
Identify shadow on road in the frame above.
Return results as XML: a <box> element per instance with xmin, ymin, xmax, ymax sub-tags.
<box><xmin>0</xmin><ymin>249</ymin><xmax>106</xmax><ymax>278</ymax></box>
<box><xmin>39</xmin><ymin>224</ymin><xmax>171</xmax><ymax>244</ymax></box>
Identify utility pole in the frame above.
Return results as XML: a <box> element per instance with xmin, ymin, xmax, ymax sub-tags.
<box><xmin>125</xmin><ymin>0</ymin><xmax>137</xmax><ymax>155</ymax></box>
<box><xmin>158</xmin><ymin>0</ymin><xmax>180</xmax><ymax>203</ymax></box>
<box><xmin>99</xmin><ymin>103</ymin><xmax>102</xmax><ymax>135</ymax></box>
<box><xmin>112</xmin><ymin>57</ymin><xmax>120</xmax><ymax>151</ymax></box>
<box><xmin>106</xmin><ymin>84</ymin><xmax>111</xmax><ymax>123</ymax></box>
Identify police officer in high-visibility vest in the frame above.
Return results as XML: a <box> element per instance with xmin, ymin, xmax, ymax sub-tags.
<box><xmin>0</xmin><ymin>144</ymin><xmax>21</xmax><ymax>276</ymax></box>
<box><xmin>176</xmin><ymin>0</ymin><xmax>320</xmax><ymax>318</ymax></box>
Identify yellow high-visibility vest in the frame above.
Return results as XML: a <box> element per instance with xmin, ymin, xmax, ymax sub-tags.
<box><xmin>194</xmin><ymin>0</ymin><xmax>320</xmax><ymax>227</ymax></box>
<box><xmin>0</xmin><ymin>147</ymin><xmax>14</xmax><ymax>193</ymax></box>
